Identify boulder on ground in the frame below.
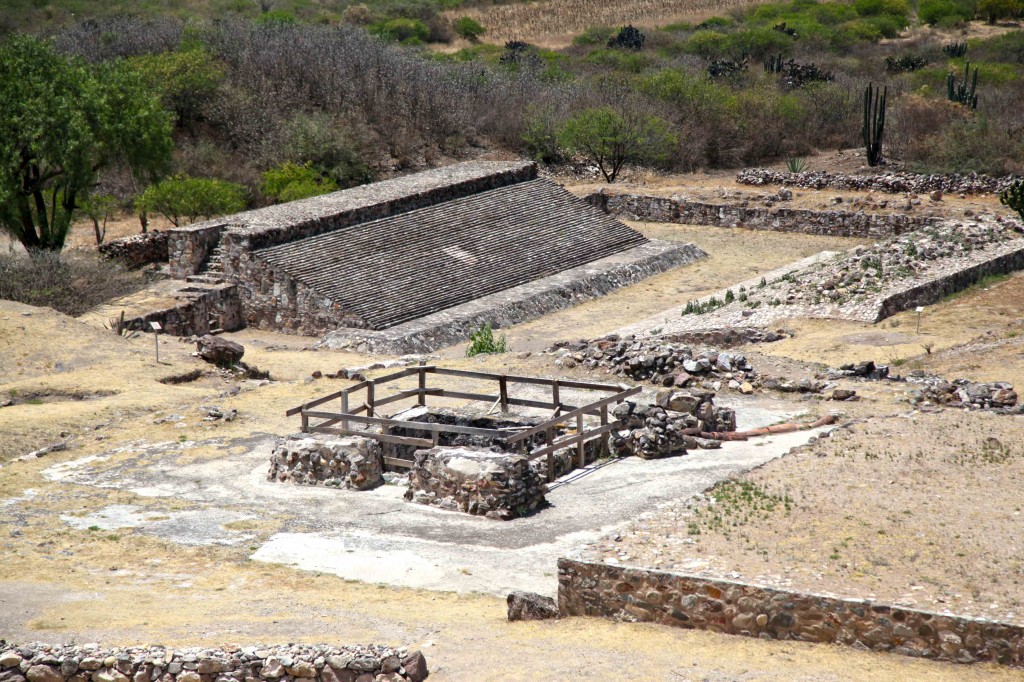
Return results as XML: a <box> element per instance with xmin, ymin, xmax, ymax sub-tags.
<box><xmin>196</xmin><ymin>334</ymin><xmax>244</xmax><ymax>366</ymax></box>
<box><xmin>507</xmin><ymin>590</ymin><xmax>559</xmax><ymax>621</ymax></box>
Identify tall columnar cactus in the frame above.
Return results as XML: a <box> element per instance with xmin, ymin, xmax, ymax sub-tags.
<box><xmin>947</xmin><ymin>61</ymin><xmax>979</xmax><ymax>109</ymax></box>
<box><xmin>863</xmin><ymin>83</ymin><xmax>887</xmax><ymax>167</ymax></box>
<box><xmin>1000</xmin><ymin>180</ymin><xmax>1024</xmax><ymax>221</ymax></box>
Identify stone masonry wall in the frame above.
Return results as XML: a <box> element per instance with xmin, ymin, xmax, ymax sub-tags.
<box><xmin>119</xmin><ymin>282</ymin><xmax>242</xmax><ymax>337</ymax></box>
<box><xmin>98</xmin><ymin>231</ymin><xmax>168</xmax><ymax>269</ymax></box>
<box><xmin>167</xmin><ymin>223</ymin><xmax>225</xmax><ymax>278</ymax></box>
<box><xmin>587</xmin><ymin>192</ymin><xmax>939</xmax><ymax>238</ymax></box>
<box><xmin>558</xmin><ymin>558</ymin><xmax>1024</xmax><ymax>667</ymax></box>
<box><xmin>220</xmin><ymin>163</ymin><xmax>537</xmax><ymax>332</ymax></box>
<box><xmin>0</xmin><ymin>643</ymin><xmax>428</xmax><ymax>682</ymax></box>
<box><xmin>268</xmin><ymin>435</ymin><xmax>384</xmax><ymax>490</ymax></box>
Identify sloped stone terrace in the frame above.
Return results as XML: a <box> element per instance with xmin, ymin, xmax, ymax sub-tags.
<box><xmin>254</xmin><ymin>179</ymin><xmax>648</xmax><ymax>330</ymax></box>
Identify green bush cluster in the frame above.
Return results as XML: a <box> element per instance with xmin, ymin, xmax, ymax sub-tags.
<box><xmin>259</xmin><ymin>162</ymin><xmax>338</xmax><ymax>203</ymax></box>
<box><xmin>466</xmin><ymin>323</ymin><xmax>508</xmax><ymax>357</ymax></box>
<box><xmin>135</xmin><ymin>175</ymin><xmax>247</xmax><ymax>226</ymax></box>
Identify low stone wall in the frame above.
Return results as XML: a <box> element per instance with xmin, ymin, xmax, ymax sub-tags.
<box><xmin>587</xmin><ymin>192</ymin><xmax>939</xmax><ymax>238</ymax></box>
<box><xmin>168</xmin><ymin>223</ymin><xmax>225</xmax><ymax>278</ymax></box>
<box><xmin>611</xmin><ymin>392</ymin><xmax>734</xmax><ymax>459</ymax></box>
<box><xmin>119</xmin><ymin>282</ymin><xmax>242</xmax><ymax>337</ymax></box>
<box><xmin>98</xmin><ymin>231</ymin><xmax>168</xmax><ymax>269</ymax></box>
<box><xmin>736</xmin><ymin>167</ymin><xmax>1020</xmax><ymax>195</ymax></box>
<box><xmin>320</xmin><ymin>240</ymin><xmax>705</xmax><ymax>354</ymax></box>
<box><xmin>0</xmin><ymin>644</ymin><xmax>428</xmax><ymax>682</ymax></box>
<box><xmin>876</xmin><ymin>243</ymin><xmax>1024</xmax><ymax>321</ymax></box>
<box><xmin>557</xmin><ymin>558</ymin><xmax>1024</xmax><ymax>667</ymax></box>
<box><xmin>404</xmin><ymin>446</ymin><xmax>548</xmax><ymax>519</ymax></box>
<box><xmin>268</xmin><ymin>435</ymin><xmax>384</xmax><ymax>490</ymax></box>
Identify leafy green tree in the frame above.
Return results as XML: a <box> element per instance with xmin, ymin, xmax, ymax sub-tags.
<box><xmin>135</xmin><ymin>176</ymin><xmax>247</xmax><ymax>226</ymax></box>
<box><xmin>978</xmin><ymin>0</ymin><xmax>1021</xmax><ymax>22</ymax></box>
<box><xmin>79</xmin><ymin>193</ymin><xmax>119</xmax><ymax>245</ymax></box>
<box><xmin>0</xmin><ymin>35</ymin><xmax>173</xmax><ymax>251</ymax></box>
<box><xmin>128</xmin><ymin>48</ymin><xmax>224</xmax><ymax>128</ymax></box>
<box><xmin>260</xmin><ymin>162</ymin><xmax>339</xmax><ymax>202</ymax></box>
<box><xmin>558</xmin><ymin>106</ymin><xmax>677</xmax><ymax>182</ymax></box>
<box><xmin>454</xmin><ymin>17</ymin><xmax>486</xmax><ymax>42</ymax></box>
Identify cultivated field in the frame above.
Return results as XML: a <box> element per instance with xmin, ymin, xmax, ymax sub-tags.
<box><xmin>446</xmin><ymin>0</ymin><xmax>771</xmax><ymax>47</ymax></box>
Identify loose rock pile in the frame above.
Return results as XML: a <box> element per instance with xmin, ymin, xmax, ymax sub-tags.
<box><xmin>0</xmin><ymin>644</ymin><xmax>427</xmax><ymax>682</ymax></box>
<box><xmin>611</xmin><ymin>392</ymin><xmax>735</xmax><ymax>459</ymax></box>
<box><xmin>404</xmin><ymin>447</ymin><xmax>547</xmax><ymax>519</ymax></box>
<box><xmin>908</xmin><ymin>378</ymin><xmax>1019</xmax><ymax>411</ymax></box>
<box><xmin>737</xmin><ymin>168</ymin><xmax>1020</xmax><ymax>195</ymax></box>
<box><xmin>268</xmin><ymin>436</ymin><xmax>384</xmax><ymax>490</ymax></box>
<box><xmin>549</xmin><ymin>335</ymin><xmax>756</xmax><ymax>390</ymax></box>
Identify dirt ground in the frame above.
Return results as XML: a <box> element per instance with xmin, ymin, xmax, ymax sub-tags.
<box><xmin>3</xmin><ymin>166</ymin><xmax>1024</xmax><ymax>678</ymax></box>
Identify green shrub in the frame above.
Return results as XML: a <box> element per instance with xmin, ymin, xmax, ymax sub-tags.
<box><xmin>573</xmin><ymin>26</ymin><xmax>616</xmax><ymax>46</ymax></box>
<box><xmin>585</xmin><ymin>48</ymin><xmax>653</xmax><ymax>72</ymax></box>
<box><xmin>970</xmin><ymin>31</ymin><xmax>1024</xmax><ymax>64</ymax></box>
<box><xmin>919</xmin><ymin>0</ymin><xmax>974</xmax><ymax>24</ymax></box>
<box><xmin>466</xmin><ymin>323</ymin><xmax>507</xmax><ymax>356</ymax></box>
<box><xmin>370</xmin><ymin>18</ymin><xmax>430</xmax><ymax>44</ymax></box>
<box><xmin>521</xmin><ymin>105</ymin><xmax>563</xmax><ymax>163</ymax></box>
<box><xmin>281</xmin><ymin>113</ymin><xmax>373</xmax><ymax>189</ymax></box>
<box><xmin>260</xmin><ymin>162</ymin><xmax>338</xmax><ymax>203</ymax></box>
<box><xmin>978</xmin><ymin>0</ymin><xmax>1022</xmax><ymax>22</ymax></box>
<box><xmin>728</xmin><ymin>27</ymin><xmax>794</xmax><ymax>59</ymax></box>
<box><xmin>454</xmin><ymin>16</ymin><xmax>486</xmax><ymax>41</ymax></box>
<box><xmin>135</xmin><ymin>175</ymin><xmax>247</xmax><ymax>226</ymax></box>
<box><xmin>683</xmin><ymin>30</ymin><xmax>730</xmax><ymax>59</ymax></box>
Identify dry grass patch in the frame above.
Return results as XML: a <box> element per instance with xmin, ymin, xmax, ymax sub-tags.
<box><xmin>589</xmin><ymin>410</ymin><xmax>1024</xmax><ymax>624</ymax></box>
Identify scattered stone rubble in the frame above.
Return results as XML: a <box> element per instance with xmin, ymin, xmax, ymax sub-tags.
<box><xmin>611</xmin><ymin>392</ymin><xmax>735</xmax><ymax>459</ymax></box>
<box><xmin>908</xmin><ymin>377</ymin><xmax>1019</xmax><ymax>411</ymax></box>
<box><xmin>268</xmin><ymin>436</ymin><xmax>384</xmax><ymax>490</ymax></box>
<box><xmin>737</xmin><ymin>168</ymin><xmax>1020</xmax><ymax>195</ymax></box>
<box><xmin>759</xmin><ymin>220</ymin><xmax>1022</xmax><ymax>309</ymax></box>
<box><xmin>0</xmin><ymin>644</ymin><xmax>427</xmax><ymax>682</ymax></box>
<box><xmin>404</xmin><ymin>446</ymin><xmax>547</xmax><ymax>519</ymax></box>
<box><xmin>549</xmin><ymin>335</ymin><xmax>757</xmax><ymax>390</ymax></box>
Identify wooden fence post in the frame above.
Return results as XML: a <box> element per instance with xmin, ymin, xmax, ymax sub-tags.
<box><xmin>366</xmin><ymin>382</ymin><xmax>375</xmax><ymax>417</ymax></box>
<box><xmin>577</xmin><ymin>413</ymin><xmax>585</xmax><ymax>469</ymax></box>
<box><xmin>341</xmin><ymin>391</ymin><xmax>349</xmax><ymax>432</ymax></box>
<box><xmin>499</xmin><ymin>375</ymin><xmax>508</xmax><ymax>413</ymax></box>
<box><xmin>600</xmin><ymin>404</ymin><xmax>610</xmax><ymax>457</ymax></box>
<box><xmin>552</xmin><ymin>379</ymin><xmax>560</xmax><ymax>416</ymax></box>
<box><xmin>546</xmin><ymin>426</ymin><xmax>555</xmax><ymax>482</ymax></box>
<box><xmin>418</xmin><ymin>362</ymin><xmax>426</xmax><ymax>407</ymax></box>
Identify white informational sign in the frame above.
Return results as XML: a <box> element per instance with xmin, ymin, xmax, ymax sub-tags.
<box><xmin>149</xmin><ymin>321</ymin><xmax>163</xmax><ymax>332</ymax></box>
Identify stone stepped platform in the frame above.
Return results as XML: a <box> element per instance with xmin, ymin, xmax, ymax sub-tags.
<box><xmin>320</xmin><ymin>239</ymin><xmax>705</xmax><ymax>354</ymax></box>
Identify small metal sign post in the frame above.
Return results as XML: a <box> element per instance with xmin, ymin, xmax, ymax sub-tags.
<box><xmin>915</xmin><ymin>306</ymin><xmax>924</xmax><ymax>334</ymax></box>
<box><xmin>150</xmin><ymin>321</ymin><xmax>162</xmax><ymax>363</ymax></box>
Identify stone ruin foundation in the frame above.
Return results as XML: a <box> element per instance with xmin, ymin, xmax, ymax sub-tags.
<box><xmin>268</xmin><ymin>436</ymin><xmax>384</xmax><ymax>490</ymax></box>
<box><xmin>270</xmin><ymin>391</ymin><xmax>738</xmax><ymax>519</ymax></box>
<box><xmin>404</xmin><ymin>446</ymin><xmax>548</xmax><ymax>520</ymax></box>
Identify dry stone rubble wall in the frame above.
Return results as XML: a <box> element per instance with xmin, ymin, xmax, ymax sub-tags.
<box><xmin>268</xmin><ymin>436</ymin><xmax>384</xmax><ymax>490</ymax></box>
<box><xmin>0</xmin><ymin>644</ymin><xmax>428</xmax><ymax>682</ymax></box>
<box><xmin>586</xmin><ymin>191</ymin><xmax>939</xmax><ymax>238</ymax></box>
<box><xmin>98</xmin><ymin>231</ymin><xmax>169</xmax><ymax>269</ymax></box>
<box><xmin>737</xmin><ymin>168</ymin><xmax>1021</xmax><ymax>195</ymax></box>
<box><xmin>558</xmin><ymin>558</ymin><xmax>1024</xmax><ymax>667</ymax></box>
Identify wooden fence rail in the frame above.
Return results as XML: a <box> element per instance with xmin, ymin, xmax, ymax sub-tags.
<box><xmin>286</xmin><ymin>364</ymin><xmax>639</xmax><ymax>481</ymax></box>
